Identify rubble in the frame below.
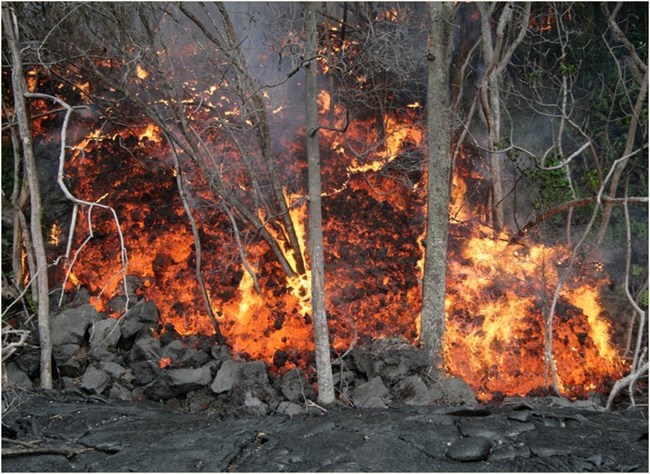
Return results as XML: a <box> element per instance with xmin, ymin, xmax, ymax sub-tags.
<box><xmin>0</xmin><ymin>296</ymin><xmax>625</xmax><ymax>420</ymax></box>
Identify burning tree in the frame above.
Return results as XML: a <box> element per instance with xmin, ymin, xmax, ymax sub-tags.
<box><xmin>2</xmin><ymin>1</ymin><xmax>647</xmax><ymax>405</ymax></box>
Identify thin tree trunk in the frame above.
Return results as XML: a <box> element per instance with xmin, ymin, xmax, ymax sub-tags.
<box><xmin>305</xmin><ymin>1</ymin><xmax>335</xmax><ymax>405</ymax></box>
<box><xmin>182</xmin><ymin>2</ymin><xmax>306</xmax><ymax>276</ymax></box>
<box><xmin>477</xmin><ymin>2</ymin><xmax>530</xmax><ymax>231</ymax></box>
<box><xmin>168</xmin><ymin>138</ymin><xmax>225</xmax><ymax>342</ymax></box>
<box><xmin>421</xmin><ymin>1</ymin><xmax>453</xmax><ymax>368</ymax></box>
<box><xmin>3</xmin><ymin>6</ymin><xmax>52</xmax><ymax>389</ymax></box>
<box><xmin>596</xmin><ymin>68</ymin><xmax>648</xmax><ymax>244</ymax></box>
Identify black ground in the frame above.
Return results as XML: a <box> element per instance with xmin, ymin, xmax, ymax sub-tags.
<box><xmin>2</xmin><ymin>391</ymin><xmax>648</xmax><ymax>472</ymax></box>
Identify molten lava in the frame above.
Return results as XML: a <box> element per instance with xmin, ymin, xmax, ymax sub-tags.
<box><xmin>28</xmin><ymin>50</ymin><xmax>624</xmax><ymax>401</ymax></box>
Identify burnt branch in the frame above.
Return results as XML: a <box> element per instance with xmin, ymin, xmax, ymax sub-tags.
<box><xmin>167</xmin><ymin>135</ymin><xmax>225</xmax><ymax>342</ymax></box>
<box><xmin>509</xmin><ymin>196</ymin><xmax>649</xmax><ymax>244</ymax></box>
<box><xmin>23</xmin><ymin>93</ymin><xmax>131</xmax><ymax>313</ymax></box>
<box><xmin>308</xmin><ymin>109</ymin><xmax>350</xmax><ymax>137</ymax></box>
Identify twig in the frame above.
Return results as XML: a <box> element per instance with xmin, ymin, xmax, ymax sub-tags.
<box><xmin>605</xmin><ymin>360</ymin><xmax>649</xmax><ymax>411</ymax></box>
<box><xmin>2</xmin><ymin>446</ymin><xmax>93</xmax><ymax>459</ymax></box>
<box><xmin>166</xmin><ymin>134</ymin><xmax>224</xmax><ymax>341</ymax></box>
<box><xmin>223</xmin><ymin>203</ymin><xmax>262</xmax><ymax>295</ymax></box>
<box><xmin>305</xmin><ymin>399</ymin><xmax>328</xmax><ymax>413</ymax></box>
<box><xmin>24</xmin><ymin>93</ymin><xmax>131</xmax><ymax>314</ymax></box>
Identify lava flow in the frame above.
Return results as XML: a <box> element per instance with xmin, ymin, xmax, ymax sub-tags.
<box><xmin>444</xmin><ymin>155</ymin><xmax>625</xmax><ymax>400</ymax></box>
<box><xmin>24</xmin><ymin>30</ymin><xmax>623</xmax><ymax>400</ymax></box>
<box><xmin>53</xmin><ymin>94</ymin><xmax>626</xmax><ymax>401</ymax></box>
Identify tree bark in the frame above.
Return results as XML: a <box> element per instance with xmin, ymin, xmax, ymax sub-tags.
<box><xmin>596</xmin><ymin>68</ymin><xmax>648</xmax><ymax>244</ymax></box>
<box><xmin>476</xmin><ymin>2</ymin><xmax>530</xmax><ymax>231</ymax></box>
<box><xmin>421</xmin><ymin>2</ymin><xmax>453</xmax><ymax>369</ymax></box>
<box><xmin>3</xmin><ymin>6</ymin><xmax>53</xmax><ymax>389</ymax></box>
<box><xmin>305</xmin><ymin>1</ymin><xmax>335</xmax><ymax>405</ymax></box>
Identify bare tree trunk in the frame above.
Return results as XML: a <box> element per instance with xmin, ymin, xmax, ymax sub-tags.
<box><xmin>181</xmin><ymin>2</ymin><xmax>306</xmax><ymax>276</ymax></box>
<box><xmin>421</xmin><ymin>1</ymin><xmax>453</xmax><ymax>368</ymax></box>
<box><xmin>168</xmin><ymin>138</ymin><xmax>225</xmax><ymax>342</ymax></box>
<box><xmin>3</xmin><ymin>6</ymin><xmax>52</xmax><ymax>389</ymax></box>
<box><xmin>597</xmin><ymin>68</ymin><xmax>648</xmax><ymax>244</ymax></box>
<box><xmin>8</xmin><ymin>126</ymin><xmax>35</xmax><ymax>288</ymax></box>
<box><xmin>476</xmin><ymin>2</ymin><xmax>530</xmax><ymax>231</ymax></box>
<box><xmin>305</xmin><ymin>1</ymin><xmax>335</xmax><ymax>405</ymax></box>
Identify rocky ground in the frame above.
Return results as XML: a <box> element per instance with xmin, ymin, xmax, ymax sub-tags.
<box><xmin>1</xmin><ymin>391</ymin><xmax>648</xmax><ymax>472</ymax></box>
<box><xmin>3</xmin><ymin>296</ymin><xmax>648</xmax><ymax>471</ymax></box>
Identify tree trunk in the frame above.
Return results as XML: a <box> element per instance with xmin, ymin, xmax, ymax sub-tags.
<box><xmin>476</xmin><ymin>2</ymin><xmax>530</xmax><ymax>231</ymax></box>
<box><xmin>3</xmin><ymin>6</ymin><xmax>53</xmax><ymax>389</ymax></box>
<box><xmin>305</xmin><ymin>1</ymin><xmax>335</xmax><ymax>405</ymax></box>
<box><xmin>596</xmin><ymin>68</ymin><xmax>648</xmax><ymax>244</ymax></box>
<box><xmin>421</xmin><ymin>2</ymin><xmax>453</xmax><ymax>369</ymax></box>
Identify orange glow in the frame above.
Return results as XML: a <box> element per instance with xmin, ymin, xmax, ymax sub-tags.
<box><xmin>26</xmin><ymin>70</ymin><xmax>38</xmax><ymax>92</ymax></box>
<box><xmin>53</xmin><ymin>58</ymin><xmax>625</xmax><ymax>402</ymax></box>
<box><xmin>159</xmin><ymin>357</ymin><xmax>172</xmax><ymax>369</ymax></box>
<box><xmin>136</xmin><ymin>64</ymin><xmax>149</xmax><ymax>80</ymax></box>
<box><xmin>442</xmin><ymin>148</ymin><xmax>625</xmax><ymax>400</ymax></box>
<box><xmin>49</xmin><ymin>223</ymin><xmax>62</xmax><ymax>246</ymax></box>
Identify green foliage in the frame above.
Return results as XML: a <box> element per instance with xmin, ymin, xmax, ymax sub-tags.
<box><xmin>601</xmin><ymin>207</ymin><xmax>649</xmax><ymax>244</ymax></box>
<box><xmin>581</xmin><ymin>169</ymin><xmax>601</xmax><ymax>194</ymax></box>
<box><xmin>640</xmin><ymin>289</ymin><xmax>649</xmax><ymax>309</ymax></box>
<box><xmin>631</xmin><ymin>264</ymin><xmax>645</xmax><ymax>278</ymax></box>
<box><xmin>558</xmin><ymin>62</ymin><xmax>577</xmax><ymax>77</ymax></box>
<box><xmin>529</xmin><ymin>152</ymin><xmax>574</xmax><ymax>217</ymax></box>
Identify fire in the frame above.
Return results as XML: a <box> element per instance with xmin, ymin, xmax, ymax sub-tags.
<box><xmin>442</xmin><ymin>149</ymin><xmax>625</xmax><ymax>400</ymax></box>
<box><xmin>26</xmin><ymin>70</ymin><xmax>37</xmax><ymax>92</ymax></box>
<box><xmin>49</xmin><ymin>223</ymin><xmax>62</xmax><ymax>246</ymax></box>
<box><xmin>36</xmin><ymin>39</ymin><xmax>624</xmax><ymax>402</ymax></box>
<box><xmin>159</xmin><ymin>357</ymin><xmax>171</xmax><ymax>369</ymax></box>
<box><xmin>136</xmin><ymin>64</ymin><xmax>149</xmax><ymax>80</ymax></box>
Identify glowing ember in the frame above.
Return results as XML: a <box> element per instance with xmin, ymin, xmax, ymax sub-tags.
<box><xmin>442</xmin><ymin>149</ymin><xmax>625</xmax><ymax>400</ymax></box>
<box><xmin>32</xmin><ymin>40</ymin><xmax>624</xmax><ymax>402</ymax></box>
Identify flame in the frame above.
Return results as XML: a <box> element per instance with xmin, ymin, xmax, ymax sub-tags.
<box><xmin>159</xmin><ymin>357</ymin><xmax>171</xmax><ymax>369</ymax></box>
<box><xmin>35</xmin><ymin>41</ymin><xmax>625</xmax><ymax>402</ymax></box>
<box><xmin>136</xmin><ymin>64</ymin><xmax>149</xmax><ymax>80</ymax></box>
<box><xmin>26</xmin><ymin>70</ymin><xmax>37</xmax><ymax>93</ymax></box>
<box><xmin>49</xmin><ymin>223</ymin><xmax>61</xmax><ymax>246</ymax></box>
<box><xmin>442</xmin><ymin>148</ymin><xmax>625</xmax><ymax>400</ymax></box>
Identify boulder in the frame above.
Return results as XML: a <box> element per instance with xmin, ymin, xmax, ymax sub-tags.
<box><xmin>119</xmin><ymin>299</ymin><xmax>159</xmax><ymax>339</ymax></box>
<box><xmin>179</xmin><ymin>347</ymin><xmax>211</xmax><ymax>368</ymax></box>
<box><xmin>160</xmin><ymin>340</ymin><xmax>185</xmax><ymax>366</ymax></box>
<box><xmin>144</xmin><ymin>365</ymin><xmax>212</xmax><ymax>400</ymax></box>
<box><xmin>13</xmin><ymin>346</ymin><xmax>40</xmax><ymax>378</ymax></box>
<box><xmin>130</xmin><ymin>337</ymin><xmax>161</xmax><ymax>362</ymax></box>
<box><xmin>211</xmin><ymin>359</ymin><xmax>244</xmax><ymax>394</ymax></box>
<box><xmin>99</xmin><ymin>361</ymin><xmax>135</xmax><ymax>386</ymax></box>
<box><xmin>50</xmin><ymin>304</ymin><xmax>102</xmax><ymax>346</ymax></box>
<box><xmin>52</xmin><ymin>344</ymin><xmax>87</xmax><ymax>377</ymax></box>
<box><xmin>80</xmin><ymin>366</ymin><xmax>111</xmax><ymax>394</ymax></box>
<box><xmin>128</xmin><ymin>337</ymin><xmax>162</xmax><ymax>385</ymax></box>
<box><xmin>129</xmin><ymin>361</ymin><xmax>157</xmax><ymax>386</ymax></box>
<box><xmin>228</xmin><ymin>379</ymin><xmax>279</xmax><ymax>416</ymax></box>
<box><xmin>185</xmin><ymin>387</ymin><xmax>218</xmax><ymax>412</ymax></box>
<box><xmin>391</xmin><ymin>374</ymin><xmax>432</xmax><ymax>405</ymax></box>
<box><xmin>168</xmin><ymin>365</ymin><xmax>213</xmax><ymax>388</ymax></box>
<box><xmin>438</xmin><ymin>376</ymin><xmax>478</xmax><ymax>406</ymax></box>
<box><xmin>276</xmin><ymin>401</ymin><xmax>306</xmax><ymax>416</ymax></box>
<box><xmin>210</xmin><ymin>344</ymin><xmax>231</xmax><ymax>363</ymax></box>
<box><xmin>240</xmin><ymin>361</ymin><xmax>269</xmax><ymax>385</ymax></box>
<box><xmin>352</xmin><ymin>376</ymin><xmax>389</xmax><ymax>408</ymax></box>
<box><xmin>446</xmin><ymin>436</ymin><xmax>493</xmax><ymax>462</ymax></box>
<box><xmin>279</xmin><ymin>368</ymin><xmax>308</xmax><ymax>403</ymax></box>
<box><xmin>109</xmin><ymin>382</ymin><xmax>133</xmax><ymax>401</ymax></box>
<box><xmin>350</xmin><ymin>338</ymin><xmax>428</xmax><ymax>385</ymax></box>
<box><xmin>3</xmin><ymin>362</ymin><xmax>34</xmax><ymax>390</ymax></box>
<box><xmin>89</xmin><ymin>318</ymin><xmax>121</xmax><ymax>358</ymax></box>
